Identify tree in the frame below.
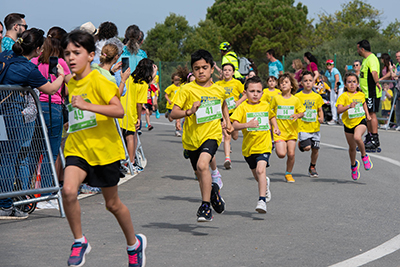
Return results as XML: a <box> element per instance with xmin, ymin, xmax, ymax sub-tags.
<box><xmin>142</xmin><ymin>13</ymin><xmax>194</xmax><ymax>61</ymax></box>
<box><xmin>382</xmin><ymin>19</ymin><xmax>400</xmax><ymax>40</ymax></box>
<box><xmin>206</xmin><ymin>0</ymin><xmax>310</xmax><ymax>57</ymax></box>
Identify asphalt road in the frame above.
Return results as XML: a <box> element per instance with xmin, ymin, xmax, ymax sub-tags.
<box><xmin>1</xmin><ymin>116</ymin><xmax>400</xmax><ymax>267</ymax></box>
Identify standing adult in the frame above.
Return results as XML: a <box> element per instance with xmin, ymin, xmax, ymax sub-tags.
<box><xmin>266</xmin><ymin>49</ymin><xmax>283</xmax><ymax>79</ymax></box>
<box><xmin>357</xmin><ymin>39</ymin><xmax>381</xmax><ymax>149</ymax></box>
<box><xmin>292</xmin><ymin>58</ymin><xmax>303</xmax><ymax>84</ymax></box>
<box><xmin>219</xmin><ymin>41</ymin><xmax>243</xmax><ymax>80</ymax></box>
<box><xmin>304</xmin><ymin>52</ymin><xmax>319</xmax><ymax>84</ymax></box>
<box><xmin>0</xmin><ymin>22</ymin><xmax>3</xmax><ymax>52</ymax></box>
<box><xmin>379</xmin><ymin>53</ymin><xmax>395</xmax><ymax>87</ymax></box>
<box><xmin>1</xmin><ymin>13</ymin><xmax>27</xmax><ymax>51</ymax></box>
<box><xmin>394</xmin><ymin>51</ymin><xmax>400</xmax><ymax>131</ymax></box>
<box><xmin>325</xmin><ymin>59</ymin><xmax>344</xmax><ymax>125</ymax></box>
<box><xmin>119</xmin><ymin>25</ymin><xmax>147</xmax><ymax>72</ymax></box>
<box><xmin>93</xmin><ymin>21</ymin><xmax>119</xmax><ymax>64</ymax></box>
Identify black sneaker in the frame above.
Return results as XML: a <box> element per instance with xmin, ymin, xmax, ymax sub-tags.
<box><xmin>183</xmin><ymin>149</ymin><xmax>189</xmax><ymax>159</ymax></box>
<box><xmin>308</xmin><ymin>166</ymin><xmax>319</xmax><ymax>178</ymax></box>
<box><xmin>197</xmin><ymin>203</ymin><xmax>213</xmax><ymax>222</ymax></box>
<box><xmin>210</xmin><ymin>183</ymin><xmax>225</xmax><ymax>214</ymax></box>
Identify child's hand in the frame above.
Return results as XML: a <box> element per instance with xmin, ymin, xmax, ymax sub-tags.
<box><xmin>221</xmin><ymin>120</ymin><xmax>226</xmax><ymax>128</ymax></box>
<box><xmin>273</xmin><ymin>128</ymin><xmax>281</xmax><ymax>136</ymax></box>
<box><xmin>318</xmin><ymin>117</ymin><xmax>324</xmax><ymax>124</ymax></box>
<box><xmin>225</xmin><ymin>124</ymin><xmax>235</xmax><ymax>135</ymax></box>
<box><xmin>246</xmin><ymin>117</ymin><xmax>259</xmax><ymax>128</ymax></box>
<box><xmin>57</xmin><ymin>64</ymin><xmax>65</xmax><ymax>77</ymax></box>
<box><xmin>112</xmin><ymin>62</ymin><xmax>122</xmax><ymax>73</ymax></box>
<box><xmin>135</xmin><ymin>119</ymin><xmax>141</xmax><ymax>130</ymax></box>
<box><xmin>366</xmin><ymin>114</ymin><xmax>372</xmax><ymax>121</ymax></box>
<box><xmin>349</xmin><ymin>102</ymin><xmax>357</xmax><ymax>108</ymax></box>
<box><xmin>121</xmin><ymin>67</ymin><xmax>131</xmax><ymax>83</ymax></box>
<box><xmin>71</xmin><ymin>95</ymin><xmax>88</xmax><ymax>110</ymax></box>
<box><xmin>290</xmin><ymin>114</ymin><xmax>300</xmax><ymax>121</ymax></box>
<box><xmin>168</xmin><ymin>100</ymin><xmax>172</xmax><ymax>105</ymax></box>
<box><xmin>189</xmin><ymin>101</ymin><xmax>201</xmax><ymax>115</ymax></box>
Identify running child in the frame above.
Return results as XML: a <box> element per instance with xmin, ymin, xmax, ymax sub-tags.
<box><xmin>336</xmin><ymin>73</ymin><xmax>373</xmax><ymax>180</ymax></box>
<box><xmin>215</xmin><ymin>63</ymin><xmax>245</xmax><ymax>169</ymax></box>
<box><xmin>61</xmin><ymin>30</ymin><xmax>146</xmax><ymax>267</ymax></box>
<box><xmin>164</xmin><ymin>72</ymin><xmax>182</xmax><ymax>136</ymax></box>
<box><xmin>295</xmin><ymin>71</ymin><xmax>324</xmax><ymax>177</ymax></box>
<box><xmin>270</xmin><ymin>73</ymin><xmax>305</xmax><ymax>183</ymax></box>
<box><xmin>230</xmin><ymin>76</ymin><xmax>280</xmax><ymax>213</ymax></box>
<box><xmin>261</xmin><ymin>76</ymin><xmax>281</xmax><ymax>103</ymax></box>
<box><xmin>144</xmin><ymin>80</ymin><xmax>158</xmax><ymax>131</ymax></box>
<box><xmin>171</xmin><ymin>49</ymin><xmax>233</xmax><ymax>222</ymax></box>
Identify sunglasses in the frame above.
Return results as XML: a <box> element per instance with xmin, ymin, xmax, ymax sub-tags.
<box><xmin>353</xmin><ymin>64</ymin><xmax>360</xmax><ymax>67</ymax></box>
<box><xmin>326</xmin><ymin>63</ymin><xmax>333</xmax><ymax>66</ymax></box>
<box><xmin>18</xmin><ymin>24</ymin><xmax>28</xmax><ymax>30</ymax></box>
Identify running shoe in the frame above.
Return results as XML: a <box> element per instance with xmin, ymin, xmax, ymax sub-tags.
<box><xmin>128</xmin><ymin>234</ymin><xmax>147</xmax><ymax>267</ymax></box>
<box><xmin>285</xmin><ymin>174</ymin><xmax>295</xmax><ymax>183</ymax></box>
<box><xmin>134</xmin><ymin>162</ymin><xmax>144</xmax><ymax>172</ymax></box>
<box><xmin>265</xmin><ymin>176</ymin><xmax>271</xmax><ymax>203</ymax></box>
<box><xmin>224</xmin><ymin>158</ymin><xmax>232</xmax><ymax>170</ymax></box>
<box><xmin>327</xmin><ymin>120</ymin><xmax>337</xmax><ymax>125</ymax></box>
<box><xmin>211</xmin><ymin>170</ymin><xmax>223</xmax><ymax>189</ymax></box>
<box><xmin>155</xmin><ymin>110</ymin><xmax>160</xmax><ymax>119</ymax></box>
<box><xmin>351</xmin><ymin>160</ymin><xmax>360</xmax><ymax>180</ymax></box>
<box><xmin>183</xmin><ymin>149</ymin><xmax>189</xmax><ymax>159</ymax></box>
<box><xmin>0</xmin><ymin>207</ymin><xmax>28</xmax><ymax>220</ymax></box>
<box><xmin>79</xmin><ymin>184</ymin><xmax>102</xmax><ymax>194</ymax></box>
<box><xmin>175</xmin><ymin>131</ymin><xmax>181</xmax><ymax>137</ymax></box>
<box><xmin>308</xmin><ymin>166</ymin><xmax>319</xmax><ymax>178</ymax></box>
<box><xmin>67</xmin><ymin>237</ymin><xmax>91</xmax><ymax>267</ymax></box>
<box><xmin>255</xmin><ymin>200</ymin><xmax>267</xmax><ymax>213</ymax></box>
<box><xmin>210</xmin><ymin>183</ymin><xmax>225</xmax><ymax>214</ymax></box>
<box><xmin>197</xmin><ymin>203</ymin><xmax>213</xmax><ymax>222</ymax></box>
<box><xmin>145</xmin><ymin>123</ymin><xmax>148</xmax><ymax>128</ymax></box>
<box><xmin>362</xmin><ymin>154</ymin><xmax>373</xmax><ymax>171</ymax></box>
<box><xmin>148</xmin><ymin>125</ymin><xmax>154</xmax><ymax>131</ymax></box>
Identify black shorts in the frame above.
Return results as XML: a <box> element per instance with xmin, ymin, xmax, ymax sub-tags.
<box><xmin>187</xmin><ymin>139</ymin><xmax>218</xmax><ymax>171</ymax></box>
<box><xmin>381</xmin><ymin>110</ymin><xmax>390</xmax><ymax>117</ymax></box>
<box><xmin>299</xmin><ymin>138</ymin><xmax>320</xmax><ymax>151</ymax></box>
<box><xmin>365</xmin><ymin>97</ymin><xmax>380</xmax><ymax>113</ymax></box>
<box><xmin>65</xmin><ymin>156</ymin><xmax>120</xmax><ymax>187</ymax></box>
<box><xmin>145</xmin><ymin>104</ymin><xmax>153</xmax><ymax>110</ymax></box>
<box><xmin>344</xmin><ymin>119</ymin><xmax>367</xmax><ymax>134</ymax></box>
<box><xmin>244</xmin><ymin>153</ymin><xmax>270</xmax><ymax>170</ymax></box>
<box><xmin>121</xmin><ymin>128</ymin><xmax>135</xmax><ymax>137</ymax></box>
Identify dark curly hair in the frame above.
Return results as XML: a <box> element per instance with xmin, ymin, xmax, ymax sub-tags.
<box><xmin>12</xmin><ymin>28</ymin><xmax>45</xmax><ymax>56</ymax></box>
<box><xmin>97</xmin><ymin>21</ymin><xmax>118</xmax><ymax>41</ymax></box>
<box><xmin>132</xmin><ymin>58</ymin><xmax>155</xmax><ymax>84</ymax></box>
<box><xmin>176</xmin><ymin>65</ymin><xmax>190</xmax><ymax>84</ymax></box>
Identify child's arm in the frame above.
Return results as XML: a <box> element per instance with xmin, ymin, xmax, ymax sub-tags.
<box><xmin>363</xmin><ymin>102</ymin><xmax>371</xmax><ymax>121</ymax></box>
<box><xmin>290</xmin><ymin>112</ymin><xmax>304</xmax><ymax>121</ymax></box>
<box><xmin>222</xmin><ymin>101</ymin><xmax>234</xmax><ymax>134</ymax></box>
<box><xmin>318</xmin><ymin>107</ymin><xmax>324</xmax><ymax>123</ymax></box>
<box><xmin>270</xmin><ymin>116</ymin><xmax>280</xmax><ymax>136</ymax></box>
<box><xmin>337</xmin><ymin>101</ymin><xmax>356</xmax><ymax>115</ymax></box>
<box><xmin>165</xmin><ymin>93</ymin><xmax>172</xmax><ymax>105</ymax></box>
<box><xmin>71</xmin><ymin>95</ymin><xmax>124</xmax><ymax>118</ymax></box>
<box><xmin>232</xmin><ymin>118</ymin><xmax>259</xmax><ymax>131</ymax></box>
<box><xmin>118</xmin><ymin>68</ymin><xmax>131</xmax><ymax>96</ymax></box>
<box><xmin>235</xmin><ymin>94</ymin><xmax>247</xmax><ymax>108</ymax></box>
<box><xmin>170</xmin><ymin>102</ymin><xmax>200</xmax><ymax>120</ymax></box>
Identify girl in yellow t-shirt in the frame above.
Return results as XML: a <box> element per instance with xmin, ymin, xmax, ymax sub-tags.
<box><xmin>336</xmin><ymin>73</ymin><xmax>373</xmax><ymax>181</ymax></box>
<box><xmin>62</xmin><ymin>30</ymin><xmax>146</xmax><ymax>266</ymax></box>
<box><xmin>260</xmin><ymin>76</ymin><xmax>281</xmax><ymax>103</ymax></box>
<box><xmin>270</xmin><ymin>73</ymin><xmax>305</xmax><ymax>183</ymax></box>
<box><xmin>164</xmin><ymin>72</ymin><xmax>182</xmax><ymax>136</ymax></box>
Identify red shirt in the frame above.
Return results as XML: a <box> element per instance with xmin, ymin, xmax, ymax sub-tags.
<box><xmin>147</xmin><ymin>84</ymin><xmax>158</xmax><ymax>105</ymax></box>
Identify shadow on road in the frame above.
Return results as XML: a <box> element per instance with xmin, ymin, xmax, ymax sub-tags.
<box><xmin>142</xmin><ymin>222</ymin><xmax>217</xmax><ymax>236</ymax></box>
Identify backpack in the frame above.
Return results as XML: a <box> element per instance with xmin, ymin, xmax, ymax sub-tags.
<box><xmin>0</xmin><ymin>50</ymin><xmax>26</xmax><ymax>84</ymax></box>
<box><xmin>237</xmin><ymin>57</ymin><xmax>252</xmax><ymax>76</ymax></box>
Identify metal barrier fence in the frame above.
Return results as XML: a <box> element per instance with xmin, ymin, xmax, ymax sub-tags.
<box><xmin>377</xmin><ymin>79</ymin><xmax>399</xmax><ymax>130</ymax></box>
<box><xmin>0</xmin><ymin>85</ymin><xmax>65</xmax><ymax>217</ymax></box>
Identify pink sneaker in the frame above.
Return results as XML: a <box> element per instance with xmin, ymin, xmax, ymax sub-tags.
<box><xmin>362</xmin><ymin>154</ymin><xmax>373</xmax><ymax>171</ymax></box>
<box><xmin>351</xmin><ymin>160</ymin><xmax>360</xmax><ymax>180</ymax></box>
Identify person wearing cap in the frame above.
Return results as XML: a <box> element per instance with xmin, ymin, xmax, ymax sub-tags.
<box><xmin>325</xmin><ymin>59</ymin><xmax>344</xmax><ymax>125</ymax></box>
<box><xmin>218</xmin><ymin>42</ymin><xmax>243</xmax><ymax>80</ymax></box>
<box><xmin>2</xmin><ymin>13</ymin><xmax>27</xmax><ymax>51</ymax></box>
<box><xmin>80</xmin><ymin>21</ymin><xmax>98</xmax><ymax>36</ymax></box>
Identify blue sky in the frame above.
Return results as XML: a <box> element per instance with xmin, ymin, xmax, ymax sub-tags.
<box><xmin>0</xmin><ymin>0</ymin><xmax>396</xmax><ymax>38</ymax></box>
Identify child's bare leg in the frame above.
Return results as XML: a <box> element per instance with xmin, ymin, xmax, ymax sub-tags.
<box><xmin>345</xmin><ymin>132</ymin><xmax>357</xmax><ymax>165</ymax></box>
<box><xmin>223</xmin><ymin>128</ymin><xmax>231</xmax><ymax>158</ymax></box>
<box><xmin>275</xmin><ymin>140</ymin><xmax>288</xmax><ymax>158</ymax></box>
<box><xmin>102</xmin><ymin>185</ymin><xmax>136</xmax><ymax>246</ymax></box>
<box><xmin>354</xmin><ymin>125</ymin><xmax>367</xmax><ymax>156</ymax></box>
<box><xmin>195</xmin><ymin>153</ymin><xmax>213</xmax><ymax>202</ymax></box>
<box><xmin>210</xmin><ymin>156</ymin><xmax>217</xmax><ymax>171</ymax></box>
<box><xmin>311</xmin><ymin>148</ymin><xmax>319</xmax><ymax>165</ymax></box>
<box><xmin>125</xmin><ymin>134</ymin><xmax>135</xmax><ymax>163</ymax></box>
<box><xmin>62</xmin><ymin>166</ymin><xmax>87</xmax><ymax>239</ymax></box>
<box><xmin>145</xmin><ymin>109</ymin><xmax>151</xmax><ymax>126</ymax></box>
<box><xmin>251</xmin><ymin>161</ymin><xmax>267</xmax><ymax>197</ymax></box>
<box><xmin>286</xmin><ymin>140</ymin><xmax>296</xmax><ymax>173</ymax></box>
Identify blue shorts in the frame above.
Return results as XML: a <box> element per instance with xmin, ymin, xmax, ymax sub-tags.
<box><xmin>244</xmin><ymin>153</ymin><xmax>270</xmax><ymax>170</ymax></box>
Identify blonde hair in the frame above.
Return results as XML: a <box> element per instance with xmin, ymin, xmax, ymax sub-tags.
<box><xmin>99</xmin><ymin>43</ymin><xmax>119</xmax><ymax>64</ymax></box>
<box><xmin>278</xmin><ymin>72</ymin><xmax>298</xmax><ymax>95</ymax></box>
<box><xmin>292</xmin><ymin>59</ymin><xmax>303</xmax><ymax>71</ymax></box>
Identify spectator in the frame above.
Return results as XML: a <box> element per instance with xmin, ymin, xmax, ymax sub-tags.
<box><xmin>304</xmin><ymin>52</ymin><xmax>319</xmax><ymax>84</ymax></box>
<box><xmin>1</xmin><ymin>13</ymin><xmax>27</xmax><ymax>51</ymax></box>
<box><xmin>266</xmin><ymin>49</ymin><xmax>283</xmax><ymax>79</ymax></box>
<box><xmin>394</xmin><ymin>51</ymin><xmax>400</xmax><ymax>131</ymax></box>
<box><xmin>292</xmin><ymin>58</ymin><xmax>303</xmax><ymax>84</ymax></box>
<box><xmin>0</xmin><ymin>21</ymin><xmax>3</xmax><ymax>52</ymax></box>
<box><xmin>379</xmin><ymin>53</ymin><xmax>395</xmax><ymax>88</ymax></box>
<box><xmin>345</xmin><ymin>60</ymin><xmax>362</xmax><ymax>76</ymax></box>
<box><xmin>218</xmin><ymin>41</ymin><xmax>243</xmax><ymax>80</ymax></box>
<box><xmin>119</xmin><ymin>25</ymin><xmax>147</xmax><ymax>72</ymax></box>
<box><xmin>93</xmin><ymin>21</ymin><xmax>118</xmax><ymax>64</ymax></box>
<box><xmin>325</xmin><ymin>59</ymin><xmax>344</xmax><ymax>125</ymax></box>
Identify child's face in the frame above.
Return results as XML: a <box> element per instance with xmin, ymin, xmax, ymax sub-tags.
<box><xmin>383</xmin><ymin>83</ymin><xmax>389</xmax><ymax>90</ymax></box>
<box><xmin>279</xmin><ymin>77</ymin><xmax>292</xmax><ymax>94</ymax></box>
<box><xmin>222</xmin><ymin>66</ymin><xmax>234</xmax><ymax>80</ymax></box>
<box><xmin>192</xmin><ymin>59</ymin><xmax>213</xmax><ymax>84</ymax></box>
<box><xmin>245</xmin><ymin>82</ymin><xmax>263</xmax><ymax>104</ymax></box>
<box><xmin>302</xmin><ymin>74</ymin><xmax>314</xmax><ymax>91</ymax></box>
<box><xmin>345</xmin><ymin>76</ymin><xmax>358</xmax><ymax>92</ymax></box>
<box><xmin>64</xmin><ymin>42</ymin><xmax>94</xmax><ymax>75</ymax></box>
<box><xmin>172</xmin><ymin>75</ymin><xmax>180</xmax><ymax>86</ymax></box>
<box><xmin>267</xmin><ymin>78</ymin><xmax>277</xmax><ymax>89</ymax></box>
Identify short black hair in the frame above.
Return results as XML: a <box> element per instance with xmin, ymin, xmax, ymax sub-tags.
<box><xmin>191</xmin><ymin>49</ymin><xmax>214</xmax><ymax>68</ymax></box>
<box><xmin>222</xmin><ymin>63</ymin><xmax>235</xmax><ymax>71</ymax></box>
<box><xmin>301</xmin><ymin>70</ymin><xmax>314</xmax><ymax>79</ymax></box>
<box><xmin>244</xmin><ymin>76</ymin><xmax>263</xmax><ymax>91</ymax></box>
<box><xmin>266</xmin><ymin>49</ymin><xmax>275</xmax><ymax>57</ymax></box>
<box><xmin>357</xmin><ymin>39</ymin><xmax>371</xmax><ymax>52</ymax></box>
<box><xmin>4</xmin><ymin>13</ymin><xmax>25</xmax><ymax>31</ymax></box>
<box><xmin>61</xmin><ymin>30</ymin><xmax>95</xmax><ymax>53</ymax></box>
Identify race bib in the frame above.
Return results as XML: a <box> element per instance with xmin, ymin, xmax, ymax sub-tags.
<box><xmin>226</xmin><ymin>96</ymin><xmax>236</xmax><ymax>111</ymax></box>
<box><xmin>246</xmin><ymin>112</ymin><xmax>270</xmax><ymax>131</ymax></box>
<box><xmin>348</xmin><ymin>103</ymin><xmax>365</xmax><ymax>119</ymax></box>
<box><xmin>67</xmin><ymin>99</ymin><xmax>97</xmax><ymax>133</ymax></box>
<box><xmin>302</xmin><ymin>109</ymin><xmax>317</xmax><ymax>122</ymax></box>
<box><xmin>196</xmin><ymin>100</ymin><xmax>222</xmax><ymax>124</ymax></box>
<box><xmin>276</xmin><ymin>105</ymin><xmax>294</xmax><ymax>119</ymax></box>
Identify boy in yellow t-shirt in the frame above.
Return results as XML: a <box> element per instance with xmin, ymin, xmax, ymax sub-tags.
<box><xmin>215</xmin><ymin>63</ymin><xmax>245</xmax><ymax>169</ymax></box>
<box><xmin>171</xmin><ymin>49</ymin><xmax>234</xmax><ymax>222</ymax></box>
<box><xmin>164</xmin><ymin>72</ymin><xmax>182</xmax><ymax>136</ymax></box>
<box><xmin>380</xmin><ymin>82</ymin><xmax>393</xmax><ymax>129</ymax></box>
<box><xmin>260</xmin><ymin>76</ymin><xmax>281</xmax><ymax>103</ymax></box>
<box><xmin>295</xmin><ymin>71</ymin><xmax>324</xmax><ymax>177</ymax></box>
<box><xmin>231</xmin><ymin>76</ymin><xmax>280</xmax><ymax>213</ymax></box>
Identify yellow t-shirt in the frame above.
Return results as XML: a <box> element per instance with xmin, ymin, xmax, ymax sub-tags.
<box><xmin>174</xmin><ymin>81</ymin><xmax>227</xmax><ymax>151</ymax></box>
<box><xmin>64</xmin><ymin>70</ymin><xmax>125</xmax><ymax>166</ymax></box>
<box><xmin>260</xmin><ymin>88</ymin><xmax>280</xmax><ymax>103</ymax></box>
<box><xmin>270</xmin><ymin>94</ymin><xmax>305</xmax><ymax>141</ymax></box>
<box><xmin>382</xmin><ymin>89</ymin><xmax>393</xmax><ymax>111</ymax></box>
<box><xmin>295</xmin><ymin>91</ymin><xmax>324</xmax><ymax>133</ymax></box>
<box><xmin>336</xmin><ymin>91</ymin><xmax>366</xmax><ymax>129</ymax></box>
<box><xmin>215</xmin><ymin>79</ymin><xmax>244</xmax><ymax>111</ymax></box>
<box><xmin>164</xmin><ymin>84</ymin><xmax>180</xmax><ymax>110</ymax></box>
<box><xmin>230</xmin><ymin>100</ymin><xmax>273</xmax><ymax>157</ymax></box>
<box><xmin>118</xmin><ymin>76</ymin><xmax>148</xmax><ymax>132</ymax></box>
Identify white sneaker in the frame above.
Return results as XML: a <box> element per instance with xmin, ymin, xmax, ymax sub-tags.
<box><xmin>327</xmin><ymin>120</ymin><xmax>336</xmax><ymax>125</ymax></box>
<box><xmin>396</xmin><ymin>126</ymin><xmax>400</xmax><ymax>131</ymax></box>
<box><xmin>265</xmin><ymin>176</ymin><xmax>271</xmax><ymax>203</ymax></box>
<box><xmin>175</xmin><ymin>131</ymin><xmax>181</xmax><ymax>137</ymax></box>
<box><xmin>255</xmin><ymin>200</ymin><xmax>267</xmax><ymax>213</ymax></box>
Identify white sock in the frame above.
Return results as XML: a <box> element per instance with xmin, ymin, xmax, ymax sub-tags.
<box><xmin>127</xmin><ymin>238</ymin><xmax>140</xmax><ymax>251</ymax></box>
<box><xmin>211</xmin><ymin>169</ymin><xmax>218</xmax><ymax>176</ymax></box>
<box><xmin>74</xmin><ymin>236</ymin><xmax>85</xmax><ymax>243</ymax></box>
